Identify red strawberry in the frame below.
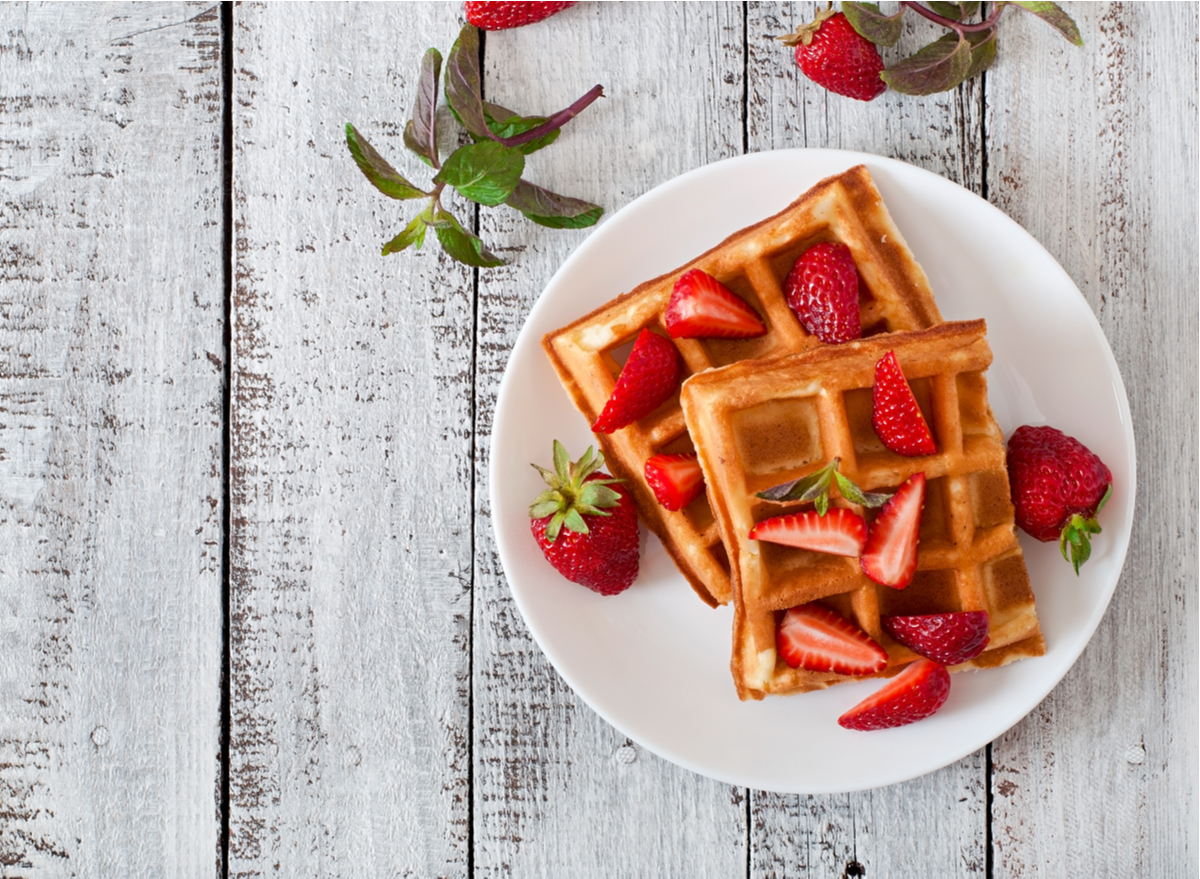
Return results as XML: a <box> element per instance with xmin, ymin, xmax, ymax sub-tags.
<box><xmin>872</xmin><ymin>351</ymin><xmax>937</xmax><ymax>456</ymax></box>
<box><xmin>664</xmin><ymin>269</ymin><xmax>767</xmax><ymax>339</ymax></box>
<box><xmin>882</xmin><ymin>611</ymin><xmax>991</xmax><ymax>666</ymax></box>
<box><xmin>1006</xmin><ymin>425</ymin><xmax>1113</xmax><ymax>573</ymax></box>
<box><xmin>591</xmin><ymin>329</ymin><xmax>680</xmax><ymax>434</ymax></box>
<box><xmin>779</xmin><ymin>10</ymin><xmax>887</xmax><ymax>102</ymax></box>
<box><xmin>776</xmin><ymin>603</ymin><xmax>888</xmax><ymax>675</ymax></box>
<box><xmin>644</xmin><ymin>452</ymin><xmax>705</xmax><ymax>512</ymax></box>
<box><xmin>529</xmin><ymin>441</ymin><xmax>639</xmax><ymax>595</ymax></box>
<box><xmin>783</xmin><ymin>242</ymin><xmax>863</xmax><ymax>344</ymax></box>
<box><xmin>838</xmin><ymin>659</ymin><xmax>951</xmax><ymax>730</ymax></box>
<box><xmin>749</xmin><ymin>508</ymin><xmax>867</xmax><ymax>557</ymax></box>
<box><xmin>464</xmin><ymin>1</ymin><xmax>574</xmax><ymax>30</ymax></box>
<box><xmin>860</xmin><ymin>472</ymin><xmax>925</xmax><ymax>588</ymax></box>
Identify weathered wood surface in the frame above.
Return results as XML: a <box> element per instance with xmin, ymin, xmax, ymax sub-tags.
<box><xmin>0</xmin><ymin>2</ymin><xmax>224</xmax><ymax>877</ymax></box>
<box><xmin>985</xmin><ymin>4</ymin><xmax>1198</xmax><ymax>877</ymax></box>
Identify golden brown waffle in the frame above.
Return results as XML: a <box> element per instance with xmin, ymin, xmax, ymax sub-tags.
<box><xmin>679</xmin><ymin>321</ymin><xmax>1045</xmax><ymax>700</ymax></box>
<box><xmin>543</xmin><ymin>165</ymin><xmax>943</xmax><ymax>606</ymax></box>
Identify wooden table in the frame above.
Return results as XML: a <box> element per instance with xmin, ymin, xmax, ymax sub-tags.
<box><xmin>1</xmin><ymin>3</ymin><xmax>1195</xmax><ymax>876</ymax></box>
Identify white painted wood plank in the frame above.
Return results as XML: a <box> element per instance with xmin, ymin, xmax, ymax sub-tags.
<box><xmin>0</xmin><ymin>2</ymin><xmax>223</xmax><ymax>875</ymax></box>
<box><xmin>985</xmin><ymin>4</ymin><xmax>1198</xmax><ymax>877</ymax></box>
<box><xmin>473</xmin><ymin>4</ymin><xmax>749</xmax><ymax>876</ymax></box>
<box><xmin>230</xmin><ymin>4</ymin><xmax>474</xmax><ymax>876</ymax></box>
<box><xmin>745</xmin><ymin>4</ymin><xmax>987</xmax><ymax>876</ymax></box>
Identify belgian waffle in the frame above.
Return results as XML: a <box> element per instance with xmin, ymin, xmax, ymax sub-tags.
<box><xmin>543</xmin><ymin>165</ymin><xmax>943</xmax><ymax>606</ymax></box>
<box><xmin>679</xmin><ymin>321</ymin><xmax>1045</xmax><ymax>700</ymax></box>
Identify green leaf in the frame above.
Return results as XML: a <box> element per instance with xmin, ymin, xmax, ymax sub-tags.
<box><xmin>881</xmin><ymin>32</ymin><xmax>974</xmax><ymax>96</ymax></box>
<box><xmin>346</xmin><ymin>123</ymin><xmax>428</xmax><ymax>200</ymax></box>
<box><xmin>756</xmin><ymin>458</ymin><xmax>837</xmax><ymax>503</ymax></box>
<box><xmin>432</xmin><ymin>210</ymin><xmax>504</xmax><ymax>267</ymax></box>
<box><xmin>381</xmin><ymin>211</ymin><xmax>429</xmax><ymax>255</ymax></box>
<box><xmin>444</xmin><ymin>24</ymin><xmax>493</xmax><ymax>140</ymax></box>
<box><xmin>553</xmin><ymin>439</ymin><xmax>570</xmax><ymax>481</ymax></box>
<box><xmin>928</xmin><ymin>2</ymin><xmax>965</xmax><ymax>20</ymax></box>
<box><xmin>842</xmin><ymin>2</ymin><xmax>904</xmax><ymax>47</ymax></box>
<box><xmin>404</xmin><ymin>47</ymin><xmax>442</xmax><ymax>166</ymax></box>
<box><xmin>562</xmin><ymin>507</ymin><xmax>588</xmax><ymax>535</ymax></box>
<box><xmin>1006</xmin><ymin>1</ymin><xmax>1083</xmax><ymax>46</ymax></box>
<box><xmin>505</xmin><ymin>179</ymin><xmax>603</xmax><ymax>229</ymax></box>
<box><xmin>483</xmin><ymin>102</ymin><xmax>562</xmax><ymax>154</ymax></box>
<box><xmin>832</xmin><ymin>471</ymin><xmax>893</xmax><ymax>508</ymax></box>
<box><xmin>963</xmin><ymin>28</ymin><xmax>998</xmax><ymax>81</ymax></box>
<box><xmin>434</xmin><ymin>141</ymin><xmax>525</xmax><ymax>206</ymax></box>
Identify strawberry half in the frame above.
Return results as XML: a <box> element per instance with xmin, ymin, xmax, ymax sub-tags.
<box><xmin>872</xmin><ymin>351</ymin><xmax>936</xmax><ymax>456</ymax></box>
<box><xmin>644</xmin><ymin>452</ymin><xmax>705</xmax><ymax>512</ymax></box>
<box><xmin>837</xmin><ymin>658</ymin><xmax>951</xmax><ymax>731</ymax></box>
<box><xmin>591</xmin><ymin>329</ymin><xmax>680</xmax><ymax>434</ymax></box>
<box><xmin>860</xmin><ymin>472</ymin><xmax>925</xmax><ymax>588</ymax></box>
<box><xmin>749</xmin><ymin>508</ymin><xmax>867</xmax><ymax>557</ymax></box>
<box><xmin>783</xmin><ymin>242</ymin><xmax>863</xmax><ymax>344</ymax></box>
<box><xmin>464</xmin><ymin>1</ymin><xmax>574</xmax><ymax>30</ymax></box>
<box><xmin>664</xmin><ymin>269</ymin><xmax>767</xmax><ymax>339</ymax></box>
<box><xmin>776</xmin><ymin>604</ymin><xmax>888</xmax><ymax>675</ymax></box>
<box><xmin>882</xmin><ymin>611</ymin><xmax>991</xmax><ymax>666</ymax></box>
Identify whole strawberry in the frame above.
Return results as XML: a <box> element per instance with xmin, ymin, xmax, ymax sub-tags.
<box><xmin>1007</xmin><ymin>425</ymin><xmax>1113</xmax><ymax>574</ymax></box>
<box><xmin>530</xmin><ymin>441</ymin><xmax>639</xmax><ymax>595</ymax></box>
<box><xmin>465</xmin><ymin>1</ymin><xmax>574</xmax><ymax>31</ymax></box>
<box><xmin>784</xmin><ymin>242</ymin><xmax>863</xmax><ymax>344</ymax></box>
<box><xmin>779</xmin><ymin>9</ymin><xmax>887</xmax><ymax>102</ymax></box>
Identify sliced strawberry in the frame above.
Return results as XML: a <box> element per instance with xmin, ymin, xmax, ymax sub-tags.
<box><xmin>776</xmin><ymin>604</ymin><xmax>888</xmax><ymax>675</ymax></box>
<box><xmin>837</xmin><ymin>658</ymin><xmax>950</xmax><ymax>730</ymax></box>
<box><xmin>860</xmin><ymin>472</ymin><xmax>925</xmax><ymax>588</ymax></box>
<box><xmin>872</xmin><ymin>351</ymin><xmax>936</xmax><ymax>456</ymax></box>
<box><xmin>882</xmin><ymin>611</ymin><xmax>991</xmax><ymax>665</ymax></box>
<box><xmin>591</xmin><ymin>329</ymin><xmax>680</xmax><ymax>434</ymax></box>
<box><xmin>749</xmin><ymin>508</ymin><xmax>867</xmax><ymax>557</ymax></box>
<box><xmin>783</xmin><ymin>241</ymin><xmax>862</xmax><ymax>344</ymax></box>
<box><xmin>664</xmin><ymin>269</ymin><xmax>767</xmax><ymax>339</ymax></box>
<box><xmin>644</xmin><ymin>452</ymin><xmax>705</xmax><ymax>512</ymax></box>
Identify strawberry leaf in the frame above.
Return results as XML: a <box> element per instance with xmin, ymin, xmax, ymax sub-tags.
<box><xmin>881</xmin><ymin>32</ymin><xmax>973</xmax><ymax>96</ymax></box>
<box><xmin>483</xmin><ymin>102</ymin><xmax>561</xmax><ymax>154</ymax></box>
<box><xmin>444</xmin><ymin>24</ymin><xmax>493</xmax><ymax>140</ymax></box>
<box><xmin>433</xmin><ymin>210</ymin><xmax>504</xmax><ymax>268</ymax></box>
<box><xmin>346</xmin><ymin>124</ymin><xmax>428</xmax><ymax>200</ymax></box>
<box><xmin>963</xmin><ymin>28</ymin><xmax>998</xmax><ymax>80</ymax></box>
<box><xmin>381</xmin><ymin>210</ymin><xmax>429</xmax><ymax>256</ymax></box>
<box><xmin>505</xmin><ymin>179</ymin><xmax>603</xmax><ymax>229</ymax></box>
<box><xmin>1006</xmin><ymin>1</ymin><xmax>1083</xmax><ymax>46</ymax></box>
<box><xmin>434</xmin><ymin>141</ymin><xmax>524</xmax><ymax>206</ymax></box>
<box><xmin>404</xmin><ymin>48</ymin><xmax>442</xmax><ymax>167</ymax></box>
<box><xmin>842</xmin><ymin>2</ymin><xmax>904</xmax><ymax>47</ymax></box>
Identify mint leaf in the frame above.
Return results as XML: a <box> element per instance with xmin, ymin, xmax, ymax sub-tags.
<box><xmin>433</xmin><ymin>210</ymin><xmax>504</xmax><ymax>267</ymax></box>
<box><xmin>382</xmin><ymin>210</ymin><xmax>429</xmax><ymax>256</ymax></box>
<box><xmin>444</xmin><ymin>24</ymin><xmax>493</xmax><ymax>140</ymax></box>
<box><xmin>404</xmin><ymin>47</ymin><xmax>442</xmax><ymax>167</ymax></box>
<box><xmin>842</xmin><ymin>2</ymin><xmax>904</xmax><ymax>47</ymax></box>
<box><xmin>928</xmin><ymin>2</ymin><xmax>970</xmax><ymax>20</ymax></box>
<box><xmin>882</xmin><ymin>33</ymin><xmax>973</xmax><ymax>96</ymax></box>
<box><xmin>505</xmin><ymin>180</ymin><xmax>602</xmax><ymax>229</ymax></box>
<box><xmin>1007</xmin><ymin>1</ymin><xmax>1083</xmax><ymax>46</ymax></box>
<box><xmin>963</xmin><ymin>28</ymin><xmax>998</xmax><ymax>80</ymax></box>
<box><xmin>434</xmin><ymin>141</ymin><xmax>524</xmax><ymax>207</ymax></box>
<box><xmin>483</xmin><ymin>102</ymin><xmax>561</xmax><ymax>154</ymax></box>
<box><xmin>346</xmin><ymin>124</ymin><xmax>428</xmax><ymax>200</ymax></box>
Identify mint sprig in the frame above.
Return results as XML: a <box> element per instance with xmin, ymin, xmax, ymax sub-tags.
<box><xmin>347</xmin><ymin>24</ymin><xmax>605</xmax><ymax>268</ymax></box>
<box><xmin>756</xmin><ymin>457</ymin><xmax>893</xmax><ymax>517</ymax></box>
<box><xmin>840</xmin><ymin>1</ymin><xmax>1081</xmax><ymax>97</ymax></box>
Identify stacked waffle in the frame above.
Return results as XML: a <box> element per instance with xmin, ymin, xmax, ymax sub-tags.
<box><xmin>542</xmin><ymin>165</ymin><xmax>1044</xmax><ymax>700</ymax></box>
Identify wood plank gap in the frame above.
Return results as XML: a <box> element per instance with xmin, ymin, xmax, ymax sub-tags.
<box><xmin>219</xmin><ymin>4</ymin><xmax>234</xmax><ymax>878</ymax></box>
<box><xmin>985</xmin><ymin>743</ymin><xmax>994</xmax><ymax>879</ymax></box>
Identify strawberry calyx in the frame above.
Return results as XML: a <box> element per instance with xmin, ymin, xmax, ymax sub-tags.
<box><xmin>1059</xmin><ymin>483</ymin><xmax>1111</xmax><ymax>574</ymax></box>
<box><xmin>530</xmin><ymin>440</ymin><xmax>623</xmax><ymax>542</ymax></box>
<box><xmin>776</xmin><ymin>4</ymin><xmax>837</xmax><ymax>48</ymax></box>
<box><xmin>756</xmin><ymin>456</ymin><xmax>893</xmax><ymax>516</ymax></box>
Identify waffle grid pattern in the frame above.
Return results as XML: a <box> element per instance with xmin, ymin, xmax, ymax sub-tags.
<box><xmin>543</xmin><ymin>166</ymin><xmax>942</xmax><ymax>606</ymax></box>
<box><xmin>680</xmin><ymin>322</ymin><xmax>1045</xmax><ymax>700</ymax></box>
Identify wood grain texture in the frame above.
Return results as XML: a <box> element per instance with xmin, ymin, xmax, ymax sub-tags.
<box><xmin>230</xmin><ymin>4</ymin><xmax>474</xmax><ymax>876</ymax></box>
<box><xmin>745</xmin><ymin>4</ymin><xmax>987</xmax><ymax>876</ymax></box>
<box><xmin>0</xmin><ymin>2</ymin><xmax>223</xmax><ymax>876</ymax></box>
<box><xmin>985</xmin><ymin>4</ymin><xmax>1198</xmax><ymax>877</ymax></box>
<box><xmin>473</xmin><ymin>4</ymin><xmax>749</xmax><ymax>876</ymax></box>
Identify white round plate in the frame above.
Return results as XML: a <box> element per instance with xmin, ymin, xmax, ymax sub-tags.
<box><xmin>489</xmin><ymin>150</ymin><xmax>1134</xmax><ymax>794</ymax></box>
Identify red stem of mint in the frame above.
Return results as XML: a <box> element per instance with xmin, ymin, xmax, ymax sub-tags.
<box><xmin>901</xmin><ymin>1</ymin><xmax>1005</xmax><ymax>34</ymax></box>
<box><xmin>497</xmin><ymin>84</ymin><xmax>604</xmax><ymax>148</ymax></box>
